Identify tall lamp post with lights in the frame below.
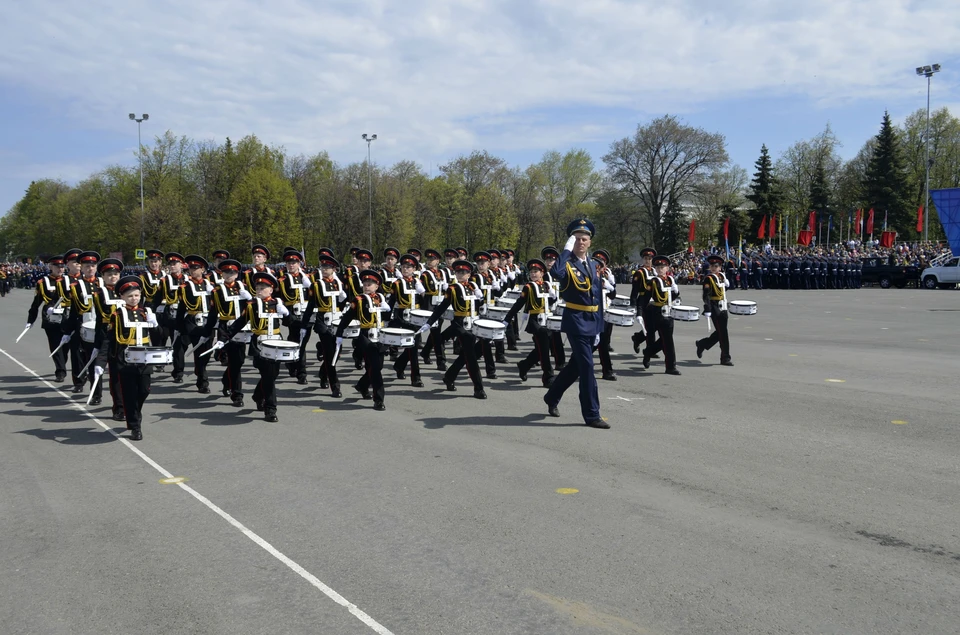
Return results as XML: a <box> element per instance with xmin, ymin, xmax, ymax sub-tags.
<box><xmin>129</xmin><ymin>113</ymin><xmax>149</xmax><ymax>249</ymax></box>
<box><xmin>915</xmin><ymin>64</ymin><xmax>941</xmax><ymax>241</ymax></box>
<box><xmin>362</xmin><ymin>133</ymin><xmax>377</xmax><ymax>249</ymax></box>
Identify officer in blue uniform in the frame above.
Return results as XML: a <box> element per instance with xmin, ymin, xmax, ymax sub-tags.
<box><xmin>542</xmin><ymin>218</ymin><xmax>609</xmax><ymax>429</ymax></box>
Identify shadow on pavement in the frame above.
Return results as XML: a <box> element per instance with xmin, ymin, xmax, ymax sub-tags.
<box><xmin>15</xmin><ymin>426</ymin><xmax>117</xmax><ymax>445</ymax></box>
<box><xmin>419</xmin><ymin>412</ymin><xmax>584</xmax><ymax>430</ymax></box>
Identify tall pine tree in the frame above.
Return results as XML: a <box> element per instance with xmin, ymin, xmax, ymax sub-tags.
<box><xmin>863</xmin><ymin>112</ymin><xmax>911</xmax><ymax>237</ymax></box>
<box><xmin>809</xmin><ymin>157</ymin><xmax>830</xmax><ymax>239</ymax></box>
<box><xmin>746</xmin><ymin>144</ymin><xmax>782</xmax><ymax>241</ymax></box>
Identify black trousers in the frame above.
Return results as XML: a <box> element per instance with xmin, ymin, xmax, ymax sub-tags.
<box><xmin>597</xmin><ymin>322</ymin><xmax>614</xmax><ymax>374</ymax></box>
<box><xmin>313</xmin><ymin>318</ymin><xmax>339</xmax><ymax>390</ymax></box>
<box><xmin>284</xmin><ymin>318</ymin><xmax>310</xmax><ymax>380</ymax></box>
<box><xmin>118</xmin><ymin>363</ymin><xmax>151</xmax><ymax>431</ymax></box>
<box><xmin>68</xmin><ymin>331</ymin><xmax>84</xmax><ymax>387</ymax></box>
<box><xmin>698</xmin><ymin>310</ymin><xmax>731</xmax><ymax>362</ymax></box>
<box><xmin>550</xmin><ymin>331</ymin><xmax>566</xmax><ymax>367</ymax></box>
<box><xmin>184</xmin><ymin>319</ymin><xmax>211</xmax><ymax>388</ymax></box>
<box><xmin>108</xmin><ymin>357</ymin><xmax>124</xmax><ymax>415</ymax></box>
<box><xmin>355</xmin><ymin>333</ymin><xmax>384</xmax><ymax>404</ymax></box>
<box><xmin>644</xmin><ymin>310</ymin><xmax>677</xmax><ymax>372</ymax></box>
<box><xmin>221</xmin><ymin>340</ymin><xmax>247</xmax><ymax>398</ymax></box>
<box><xmin>518</xmin><ymin>322</ymin><xmax>554</xmax><ymax>384</ymax></box>
<box><xmin>166</xmin><ymin>317</ymin><xmax>187</xmax><ymax>377</ymax></box>
<box><xmin>422</xmin><ymin>319</ymin><xmax>446</xmax><ymax>362</ymax></box>
<box><xmin>391</xmin><ymin>319</ymin><xmax>421</xmax><ymax>382</ymax></box>
<box><xmin>43</xmin><ymin>325</ymin><xmax>67</xmax><ymax>376</ymax></box>
<box><xmin>80</xmin><ymin>339</ymin><xmax>102</xmax><ymax>401</ymax></box>
<box><xmin>445</xmin><ymin>324</ymin><xmax>483</xmax><ymax>389</ymax></box>
<box><xmin>252</xmin><ymin>353</ymin><xmax>280</xmax><ymax>414</ymax></box>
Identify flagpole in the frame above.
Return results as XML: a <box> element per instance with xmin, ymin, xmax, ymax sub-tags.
<box><xmin>827</xmin><ymin>217</ymin><xmax>832</xmax><ymax>248</ymax></box>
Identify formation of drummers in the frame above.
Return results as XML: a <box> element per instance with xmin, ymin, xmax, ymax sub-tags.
<box><xmin>19</xmin><ymin>242</ymin><xmax>756</xmax><ymax>440</ymax></box>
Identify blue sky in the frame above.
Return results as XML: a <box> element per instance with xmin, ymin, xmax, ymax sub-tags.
<box><xmin>2</xmin><ymin>0</ymin><xmax>958</xmax><ymax>213</ymax></box>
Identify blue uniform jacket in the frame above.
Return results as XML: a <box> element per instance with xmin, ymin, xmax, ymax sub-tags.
<box><xmin>551</xmin><ymin>248</ymin><xmax>605</xmax><ymax>337</ymax></box>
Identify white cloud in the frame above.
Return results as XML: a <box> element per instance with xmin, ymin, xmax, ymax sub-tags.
<box><xmin>0</xmin><ymin>0</ymin><xmax>957</xmax><ymax>174</ymax></box>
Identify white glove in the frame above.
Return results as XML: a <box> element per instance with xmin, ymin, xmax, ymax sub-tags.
<box><xmin>564</xmin><ymin>235</ymin><xmax>577</xmax><ymax>252</ymax></box>
<box><xmin>492</xmin><ymin>278</ymin><xmax>501</xmax><ymax>290</ymax></box>
<box><xmin>210</xmin><ymin>340</ymin><xmax>225</xmax><ymax>352</ymax></box>
<box><xmin>239</xmin><ymin>288</ymin><xmax>253</xmax><ymax>301</ymax></box>
<box><xmin>548</xmin><ymin>288</ymin><xmax>557</xmax><ymax>299</ymax></box>
<box><xmin>672</xmin><ymin>299</ymin><xmax>682</xmax><ymax>306</ymax></box>
<box><xmin>300</xmin><ymin>328</ymin><xmax>308</xmax><ymax>342</ymax></box>
<box><xmin>416</xmin><ymin>324</ymin><xmax>430</xmax><ymax>335</ymax></box>
<box><xmin>415</xmin><ymin>280</ymin><xmax>426</xmax><ymax>294</ymax></box>
<box><xmin>507</xmin><ymin>269</ymin><xmax>516</xmax><ymax>280</ymax></box>
<box><xmin>335</xmin><ymin>336</ymin><xmax>344</xmax><ymax>348</ymax></box>
<box><xmin>337</xmin><ymin>290</ymin><xmax>347</xmax><ymax>302</ymax></box>
<box><xmin>143</xmin><ymin>307</ymin><xmax>158</xmax><ymax>327</ymax></box>
<box><xmin>603</xmin><ymin>280</ymin><xmax>615</xmax><ymax>292</ymax></box>
<box><xmin>58</xmin><ymin>334</ymin><xmax>71</xmax><ymax>347</ymax></box>
<box><xmin>440</xmin><ymin>282</ymin><xmax>448</xmax><ymax>292</ymax></box>
<box><xmin>93</xmin><ymin>366</ymin><xmax>104</xmax><ymax>379</ymax></box>
<box><xmin>594</xmin><ymin>334</ymin><xmax>601</xmax><ymax>347</ymax></box>
<box><xmin>276</xmin><ymin>303</ymin><xmax>289</xmax><ymax>317</ymax></box>
<box><xmin>474</xmin><ymin>289</ymin><xmax>484</xmax><ymax>299</ymax></box>
<box><xmin>25</xmin><ymin>322</ymin><xmax>33</xmax><ymax>330</ymax></box>
<box><xmin>45</xmin><ymin>306</ymin><xmax>54</xmax><ymax>316</ymax></box>
<box><xmin>704</xmin><ymin>312</ymin><xmax>712</xmax><ymax>318</ymax></box>
<box><xmin>197</xmin><ymin>336</ymin><xmax>209</xmax><ymax>348</ymax></box>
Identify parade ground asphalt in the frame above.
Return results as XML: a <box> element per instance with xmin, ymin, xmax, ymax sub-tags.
<box><xmin>1</xmin><ymin>285</ymin><xmax>958</xmax><ymax>635</ymax></box>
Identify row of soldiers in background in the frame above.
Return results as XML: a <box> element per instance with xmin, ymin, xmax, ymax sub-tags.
<box><xmin>722</xmin><ymin>255</ymin><xmax>863</xmax><ymax>290</ymax></box>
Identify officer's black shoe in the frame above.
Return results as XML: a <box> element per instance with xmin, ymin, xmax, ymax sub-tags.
<box><xmin>495</xmin><ymin>356</ymin><xmax>508</xmax><ymax>364</ymax></box>
<box><xmin>331</xmin><ymin>385</ymin><xmax>342</xmax><ymax>398</ymax></box>
<box><xmin>255</xmin><ymin>399</ymin><xmax>264</xmax><ymax>411</ymax></box>
<box><xmin>436</xmin><ymin>360</ymin><xmax>447</xmax><ymax>371</ymax></box>
<box><xmin>354</xmin><ymin>384</ymin><xmax>371</xmax><ymax>399</ymax></box>
<box><xmin>130</xmin><ymin>428</ymin><xmax>143</xmax><ymax>441</ymax></box>
<box><xmin>411</xmin><ymin>379</ymin><xmax>424</xmax><ymax>388</ymax></box>
<box><xmin>296</xmin><ymin>376</ymin><xmax>308</xmax><ymax>385</ymax></box>
<box><xmin>71</xmin><ymin>384</ymin><xmax>84</xmax><ymax>394</ymax></box>
<box><xmin>585</xmin><ymin>418</ymin><xmax>610</xmax><ymax>429</ymax></box>
<box><xmin>473</xmin><ymin>388</ymin><xmax>487</xmax><ymax>400</ymax></box>
<box><xmin>443</xmin><ymin>378</ymin><xmax>457</xmax><ymax>391</ymax></box>
<box><xmin>319</xmin><ymin>377</ymin><xmax>328</xmax><ymax>388</ymax></box>
<box><xmin>172</xmin><ymin>374</ymin><xmax>183</xmax><ymax>384</ymax></box>
<box><xmin>720</xmin><ymin>359</ymin><xmax>735</xmax><ymax>367</ymax></box>
<box><xmin>373</xmin><ymin>401</ymin><xmax>386</xmax><ymax>411</ymax></box>
<box><xmin>642</xmin><ymin>354</ymin><xmax>650</xmax><ymax>369</ymax></box>
<box><xmin>354</xmin><ymin>359</ymin><xmax>363</xmax><ymax>370</ymax></box>
<box><xmin>198</xmin><ymin>386</ymin><xmax>211</xmax><ymax>394</ymax></box>
<box><xmin>665</xmin><ymin>368</ymin><xmax>682</xmax><ymax>376</ymax></box>
<box><xmin>231</xmin><ymin>397</ymin><xmax>244</xmax><ymax>408</ymax></box>
<box><xmin>486</xmin><ymin>371</ymin><xmax>497</xmax><ymax>380</ymax></box>
<box><xmin>696</xmin><ymin>341</ymin><xmax>705</xmax><ymax>359</ymax></box>
<box><xmin>420</xmin><ymin>352</ymin><xmax>431</xmax><ymax>365</ymax></box>
<box><xmin>394</xmin><ymin>364</ymin><xmax>405</xmax><ymax>380</ymax></box>
<box><xmin>222</xmin><ymin>387</ymin><xmax>230</xmax><ymax>397</ymax></box>
<box><xmin>602</xmin><ymin>372</ymin><xmax>617</xmax><ymax>381</ymax></box>
<box><xmin>112</xmin><ymin>411</ymin><xmax>125</xmax><ymax>422</ymax></box>
<box><xmin>542</xmin><ymin>377</ymin><xmax>554</xmax><ymax>388</ymax></box>
<box><xmin>265</xmin><ymin>411</ymin><xmax>279</xmax><ymax>423</ymax></box>
<box><xmin>55</xmin><ymin>372</ymin><xmax>66</xmax><ymax>383</ymax></box>
<box><xmin>91</xmin><ymin>397</ymin><xmax>102</xmax><ymax>406</ymax></box>
<box><xmin>517</xmin><ymin>362</ymin><xmax>527</xmax><ymax>381</ymax></box>
<box><xmin>543</xmin><ymin>395</ymin><xmax>560</xmax><ymax>418</ymax></box>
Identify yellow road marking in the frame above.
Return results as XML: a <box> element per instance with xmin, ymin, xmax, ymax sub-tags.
<box><xmin>556</xmin><ymin>488</ymin><xmax>579</xmax><ymax>495</ymax></box>
<box><xmin>525</xmin><ymin>589</ymin><xmax>655</xmax><ymax>634</ymax></box>
<box><xmin>312</xmin><ymin>408</ymin><xmax>326</xmax><ymax>413</ymax></box>
<box><xmin>891</xmin><ymin>420</ymin><xmax>908</xmax><ymax>425</ymax></box>
<box><xmin>788</xmin><ymin>354</ymin><xmax>799</xmax><ymax>357</ymax></box>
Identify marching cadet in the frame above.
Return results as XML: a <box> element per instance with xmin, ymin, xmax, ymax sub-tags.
<box><xmin>62</xmin><ymin>251</ymin><xmax>102</xmax><ymax>400</ymax></box>
<box><xmin>218</xmin><ymin>272</ymin><xmax>287</xmax><ymax>422</ymax></box>
<box><xmin>176</xmin><ymin>255</ymin><xmax>216</xmax><ymax>393</ymax></box>
<box><xmin>592</xmin><ymin>249</ymin><xmax>619</xmax><ymax>381</ymax></box>
<box><xmin>470</xmin><ymin>251</ymin><xmax>500</xmax><ymax>377</ymax></box>
<box><xmin>642</xmin><ymin>256</ymin><xmax>682</xmax><ymax>376</ymax></box>
<box><xmin>417</xmin><ymin>259</ymin><xmax>487</xmax><ymax>399</ymax></box>
<box><xmin>93</xmin><ymin>276</ymin><xmax>158</xmax><ymax>441</ymax></box>
<box><xmin>381</xmin><ymin>247</ymin><xmax>400</xmax><ymax>286</ymax></box>
<box><xmin>302</xmin><ymin>253</ymin><xmax>347</xmax><ymax>397</ymax></box>
<box><xmin>695</xmin><ymin>255</ymin><xmax>734</xmax><ymax>367</ymax></box>
<box><xmin>25</xmin><ymin>254</ymin><xmax>69</xmax><ymax>382</ymax></box>
<box><xmin>542</xmin><ymin>219</ymin><xmax>608</xmax><ymax>429</ymax></box>
<box><xmin>58</xmin><ymin>248</ymin><xmax>85</xmax><ymax>391</ymax></box>
<box><xmin>630</xmin><ymin>248</ymin><xmax>657</xmax><ymax>355</ymax></box>
<box><xmin>150</xmin><ymin>252</ymin><xmax>187</xmax><ymax>382</ymax></box>
<box><xmin>243</xmin><ymin>244</ymin><xmax>275</xmax><ymax>289</ymax></box>
<box><xmin>207</xmin><ymin>259</ymin><xmax>251</xmax><ymax>407</ymax></box>
<box><xmin>431</xmin><ymin>247</ymin><xmax>461</xmax><ymax>363</ymax></box>
<box><xmin>388</xmin><ymin>253</ymin><xmax>426</xmax><ymax>387</ymax></box>
<box><xmin>500</xmin><ymin>258</ymin><xmax>555</xmax><ymax>387</ymax></box>
<box><xmin>419</xmin><ymin>248</ymin><xmax>449</xmax><ymax>370</ymax></box>
<box><xmin>140</xmin><ymin>249</ymin><xmax>166</xmax><ymax>347</ymax></box>
<box><xmin>335</xmin><ymin>269</ymin><xmax>389</xmax><ymax>411</ymax></box>
<box><xmin>208</xmin><ymin>249</ymin><xmax>230</xmax><ymax>285</ymax></box>
<box><xmin>277</xmin><ymin>249</ymin><xmax>312</xmax><ymax>384</ymax></box>
<box><xmin>92</xmin><ymin>258</ymin><xmax>126</xmax><ymax>419</ymax></box>
<box><xmin>406</xmin><ymin>248</ymin><xmax>424</xmax><ymax>273</ymax></box>
<box><xmin>344</xmin><ymin>248</ymin><xmax>374</xmax><ymax>369</ymax></box>
<box><xmin>541</xmin><ymin>246</ymin><xmax>566</xmax><ymax>370</ymax></box>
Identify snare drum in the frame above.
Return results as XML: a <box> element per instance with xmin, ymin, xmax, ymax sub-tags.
<box><xmin>552</xmin><ymin>302</ymin><xmax>565</xmax><ymax>316</ymax></box>
<box><xmin>496</xmin><ymin>296</ymin><xmax>517</xmax><ymax>307</ymax></box>
<box><xmin>259</xmin><ymin>340</ymin><xmax>301</xmax><ymax>362</ymax></box>
<box><xmin>503</xmin><ymin>289</ymin><xmax>522</xmax><ymax>301</ymax></box>
<box><xmin>671</xmin><ymin>305</ymin><xmax>700</xmax><ymax>322</ymax></box>
<box><xmin>46</xmin><ymin>308</ymin><xmax>64</xmax><ymax>324</ymax></box>
<box><xmin>442</xmin><ymin>307</ymin><xmax>455</xmax><ymax>321</ymax></box>
<box><xmin>332</xmin><ymin>319</ymin><xmax>361</xmax><ymax>338</ymax></box>
<box><xmin>546</xmin><ymin>315</ymin><xmax>563</xmax><ymax>331</ymax></box>
<box><xmin>124</xmin><ymin>346</ymin><xmax>173</xmax><ymax>365</ymax></box>
<box><xmin>486</xmin><ymin>306</ymin><xmax>509</xmax><ymax>321</ymax></box>
<box><xmin>408</xmin><ymin>309</ymin><xmax>433</xmax><ymax>327</ymax></box>
<box><xmin>605</xmin><ymin>308</ymin><xmax>635</xmax><ymax>327</ymax></box>
<box><xmin>80</xmin><ymin>324</ymin><xmax>96</xmax><ymax>343</ymax></box>
<box><xmin>611</xmin><ymin>294</ymin><xmax>631</xmax><ymax>307</ymax></box>
<box><xmin>728</xmin><ymin>300</ymin><xmax>757</xmax><ymax>315</ymax></box>
<box><xmin>380</xmin><ymin>328</ymin><xmax>416</xmax><ymax>347</ymax></box>
<box><xmin>471</xmin><ymin>318</ymin><xmax>506</xmax><ymax>340</ymax></box>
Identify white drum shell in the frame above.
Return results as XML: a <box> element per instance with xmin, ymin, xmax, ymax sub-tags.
<box><xmin>380</xmin><ymin>328</ymin><xmax>416</xmax><ymax>347</ymax></box>
<box><xmin>671</xmin><ymin>305</ymin><xmax>700</xmax><ymax>322</ymax></box>
<box><xmin>332</xmin><ymin>319</ymin><xmax>361</xmax><ymax>338</ymax></box>
<box><xmin>496</xmin><ymin>296</ymin><xmax>517</xmax><ymax>307</ymax></box>
<box><xmin>486</xmin><ymin>306</ymin><xmax>509</xmax><ymax>320</ymax></box>
<box><xmin>80</xmin><ymin>325</ymin><xmax>96</xmax><ymax>343</ymax></box>
<box><xmin>124</xmin><ymin>346</ymin><xmax>173</xmax><ymax>364</ymax></box>
<box><xmin>728</xmin><ymin>300</ymin><xmax>757</xmax><ymax>315</ymax></box>
<box><xmin>408</xmin><ymin>310</ymin><xmax>432</xmax><ymax>327</ymax></box>
<box><xmin>611</xmin><ymin>294</ymin><xmax>632</xmax><ymax>307</ymax></box>
<box><xmin>605</xmin><ymin>308</ymin><xmax>635</xmax><ymax>327</ymax></box>
<box><xmin>442</xmin><ymin>308</ymin><xmax>455</xmax><ymax>321</ymax></box>
<box><xmin>47</xmin><ymin>311</ymin><xmax>64</xmax><ymax>324</ymax></box>
<box><xmin>259</xmin><ymin>340</ymin><xmax>301</xmax><ymax>362</ymax></box>
<box><xmin>471</xmin><ymin>318</ymin><xmax>505</xmax><ymax>340</ymax></box>
<box><xmin>546</xmin><ymin>316</ymin><xmax>563</xmax><ymax>331</ymax></box>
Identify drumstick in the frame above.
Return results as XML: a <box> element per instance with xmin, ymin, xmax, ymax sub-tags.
<box><xmin>49</xmin><ymin>340</ymin><xmax>68</xmax><ymax>358</ymax></box>
<box><xmin>331</xmin><ymin>342</ymin><xmax>342</xmax><ymax>367</ymax></box>
<box><xmin>15</xmin><ymin>326</ymin><xmax>31</xmax><ymax>343</ymax></box>
<box><xmin>77</xmin><ymin>353</ymin><xmax>97</xmax><ymax>378</ymax></box>
<box><xmin>86</xmin><ymin>373</ymin><xmax>102</xmax><ymax>406</ymax></box>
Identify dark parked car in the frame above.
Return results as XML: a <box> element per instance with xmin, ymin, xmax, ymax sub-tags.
<box><xmin>860</xmin><ymin>258</ymin><xmax>920</xmax><ymax>288</ymax></box>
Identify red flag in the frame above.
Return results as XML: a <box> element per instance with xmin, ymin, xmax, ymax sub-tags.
<box><xmin>808</xmin><ymin>211</ymin><xmax>816</xmax><ymax>232</ymax></box>
<box><xmin>854</xmin><ymin>209</ymin><xmax>862</xmax><ymax>234</ymax></box>
<box><xmin>758</xmin><ymin>215</ymin><xmax>767</xmax><ymax>239</ymax></box>
<box><xmin>866</xmin><ymin>208</ymin><xmax>875</xmax><ymax>234</ymax></box>
<box><xmin>723</xmin><ymin>217</ymin><xmax>730</xmax><ymax>241</ymax></box>
<box><xmin>916</xmin><ymin>206</ymin><xmax>924</xmax><ymax>233</ymax></box>
<box><xmin>769</xmin><ymin>214</ymin><xmax>776</xmax><ymax>238</ymax></box>
<box><xmin>797</xmin><ymin>230</ymin><xmax>813</xmax><ymax>246</ymax></box>
<box><xmin>879</xmin><ymin>230</ymin><xmax>896</xmax><ymax>248</ymax></box>
<box><xmin>688</xmin><ymin>220</ymin><xmax>696</xmax><ymax>243</ymax></box>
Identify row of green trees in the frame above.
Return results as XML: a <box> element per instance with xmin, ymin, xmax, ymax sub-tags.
<box><xmin>2</xmin><ymin>108</ymin><xmax>956</xmax><ymax>264</ymax></box>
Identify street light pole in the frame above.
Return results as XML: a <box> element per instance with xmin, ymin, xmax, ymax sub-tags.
<box><xmin>129</xmin><ymin>113</ymin><xmax>149</xmax><ymax>250</ymax></box>
<box><xmin>915</xmin><ymin>64</ymin><xmax>940</xmax><ymax>242</ymax></box>
<box><xmin>361</xmin><ymin>133</ymin><xmax>377</xmax><ymax>249</ymax></box>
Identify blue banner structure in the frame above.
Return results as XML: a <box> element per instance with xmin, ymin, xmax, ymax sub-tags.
<box><xmin>930</xmin><ymin>188</ymin><xmax>960</xmax><ymax>256</ymax></box>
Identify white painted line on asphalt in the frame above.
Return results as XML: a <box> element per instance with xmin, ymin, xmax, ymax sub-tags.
<box><xmin>0</xmin><ymin>347</ymin><xmax>395</xmax><ymax>635</ymax></box>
